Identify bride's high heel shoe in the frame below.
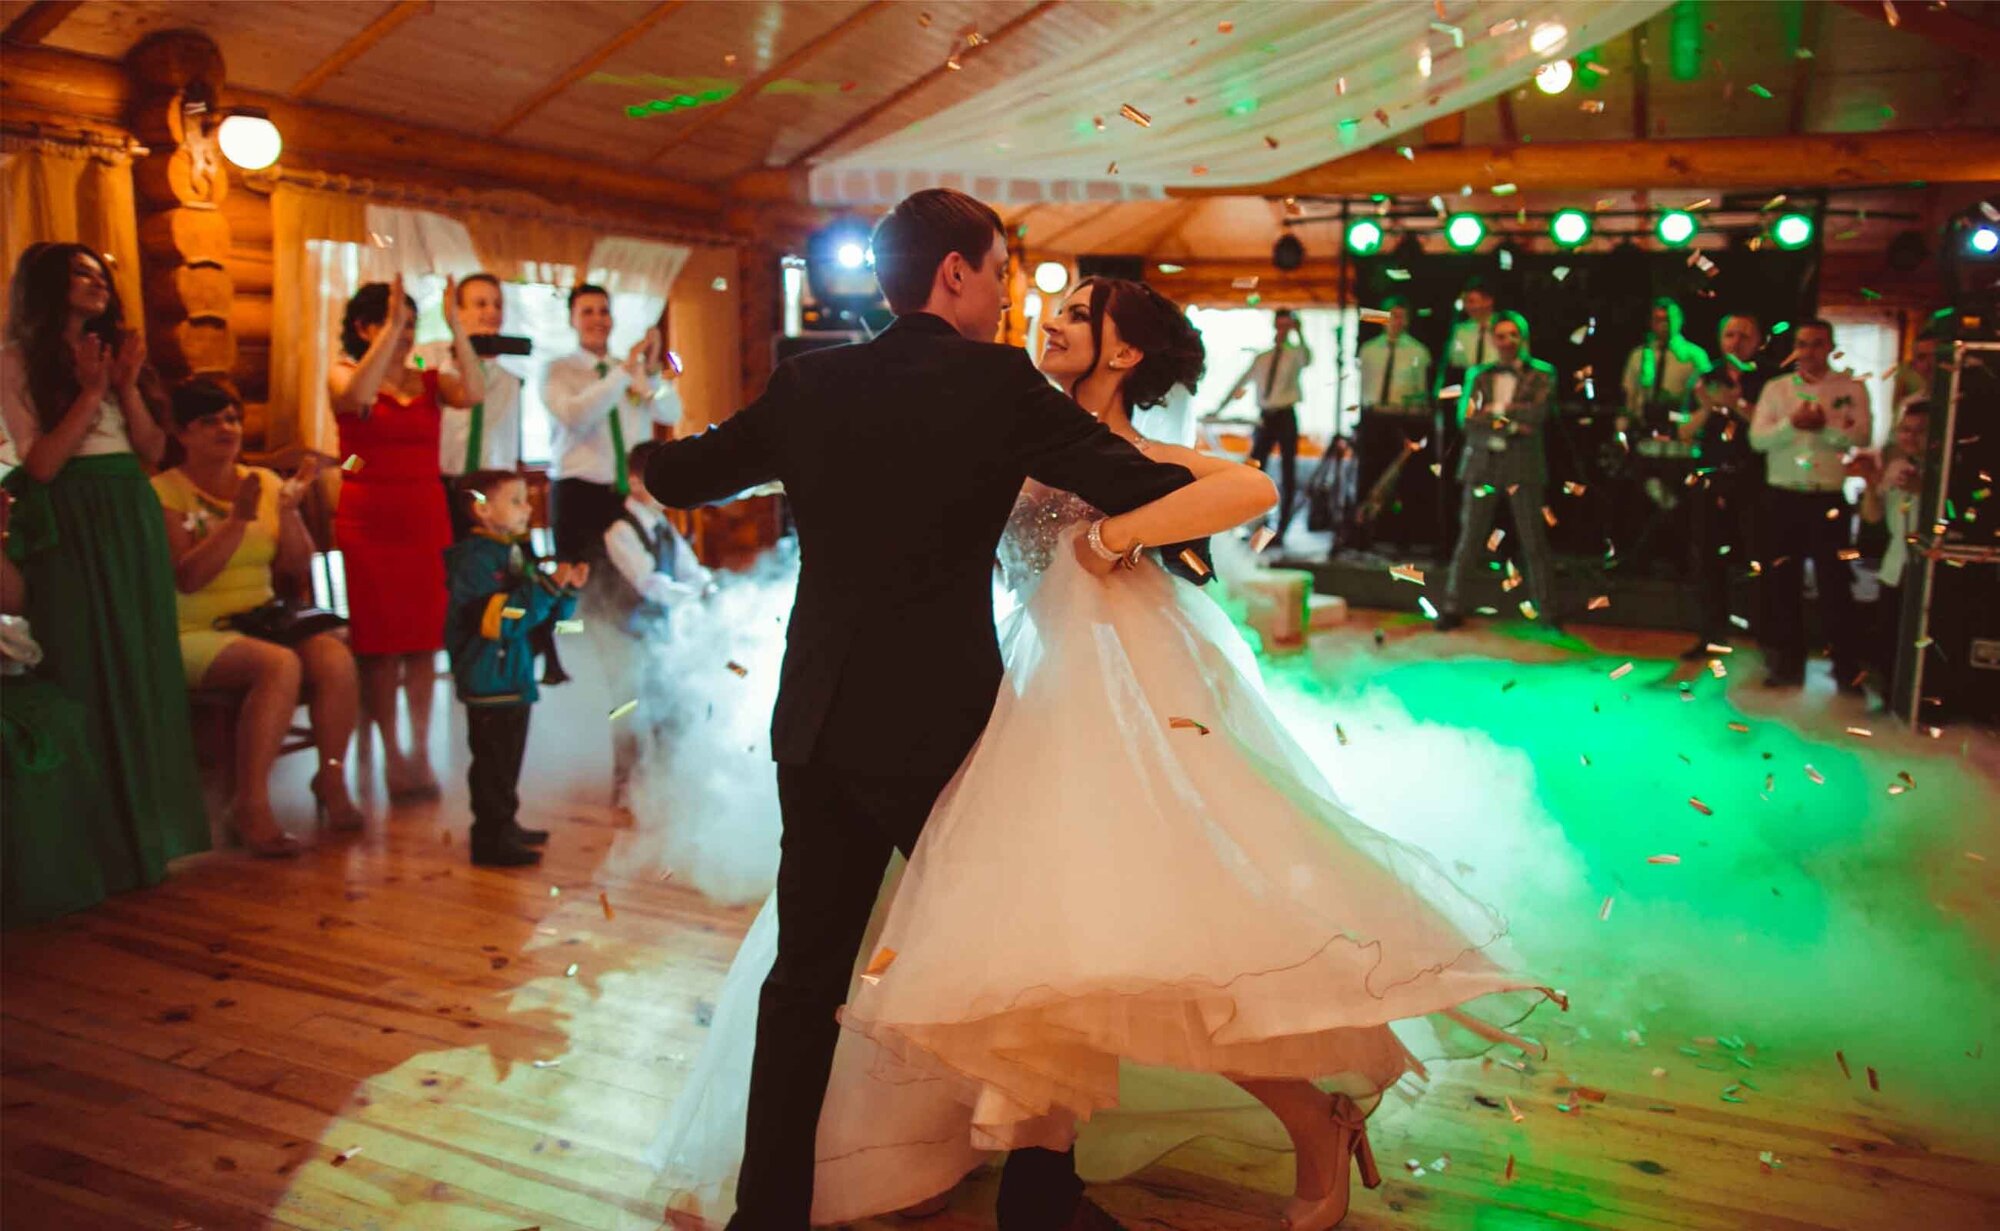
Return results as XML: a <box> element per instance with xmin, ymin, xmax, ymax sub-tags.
<box><xmin>1284</xmin><ymin>1093</ymin><xmax>1380</xmax><ymax>1231</ymax></box>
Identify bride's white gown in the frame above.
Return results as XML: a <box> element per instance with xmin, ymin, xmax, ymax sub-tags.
<box><xmin>649</xmin><ymin>482</ymin><xmax>1554</xmax><ymax>1223</ymax></box>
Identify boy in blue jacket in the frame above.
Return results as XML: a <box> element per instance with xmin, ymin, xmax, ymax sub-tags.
<box><xmin>445</xmin><ymin>471</ymin><xmax>585</xmax><ymax>867</ymax></box>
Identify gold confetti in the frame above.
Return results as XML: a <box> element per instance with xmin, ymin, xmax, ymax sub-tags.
<box><xmin>1168</xmin><ymin>716</ymin><xmax>1211</xmax><ymax>736</ymax></box>
<box><xmin>724</xmin><ymin>53</ymin><xmax>736</xmax><ymax>65</ymax></box>
<box><xmin>726</xmin><ymin>660</ymin><xmax>748</xmax><ymax>678</ymax></box>
<box><xmin>1836</xmin><ymin>1050</ymin><xmax>1851</xmax><ymax>1078</ymax></box>
<box><xmin>1106</xmin><ymin>161</ymin><xmax>1118</xmax><ymax>175</ymax></box>
<box><xmin>1505</xmin><ymin>1153</ymin><xmax>1516</xmax><ymax>1180</ymax></box>
<box><xmin>501</xmin><ymin>606</ymin><xmax>526</xmax><ymax>620</ymax></box>
<box><xmin>1898</xmin><ymin>770</ymin><xmax>1915</xmax><ymax>787</ymax></box>
<box><xmin>1264</xmin><ymin>135</ymin><xmax>1280</xmax><ymax>150</ymax></box>
<box><xmin>1587</xmin><ymin>595</ymin><xmax>1610</xmax><ymax>610</ymax></box>
<box><xmin>861</xmin><ymin>947</ymin><xmax>897</xmax><ymax>984</ymax></box>
<box><xmin>917</xmin><ymin>11</ymin><xmax>932</xmax><ymax>26</ymax></box>
<box><xmin>1599</xmin><ymin>895</ymin><xmax>1614</xmax><ymax>921</ymax></box>
<box><xmin>1825</xmin><ymin>507</ymin><xmax>1842</xmax><ymax>521</ymax></box>
<box><xmin>1542</xmin><ymin>505</ymin><xmax>1558</xmax><ymax>527</ymax></box>
<box><xmin>1092</xmin><ymin>115</ymin><xmax>1105</xmax><ymax>131</ymax></box>
<box><xmin>341</xmin><ymin>455</ymin><xmax>365</xmax><ymax>473</ymax></box>
<box><xmin>1867</xmin><ymin>1065</ymin><xmax>1880</xmax><ymax>1091</ymax></box>
<box><xmin>1881</xmin><ymin>0</ymin><xmax>1899</xmax><ymax>27</ymax></box>
<box><xmin>1118</xmin><ymin>103</ymin><xmax>1151</xmax><ymax>128</ymax></box>
<box><xmin>1728</xmin><ymin>721</ymin><xmax>1750</xmax><ymax>733</ymax></box>
<box><xmin>1610</xmin><ymin>662</ymin><xmax>1635</xmax><ymax>680</ymax></box>
<box><xmin>1505</xmin><ymin>1096</ymin><xmax>1525</xmax><ymax>1123</ymax></box>
<box><xmin>1519</xmin><ymin>600</ymin><xmax>1538</xmax><ymax>620</ymax></box>
<box><xmin>1845</xmin><ymin>726</ymin><xmax>1873</xmax><ymax>738</ymax></box>
<box><xmin>609</xmin><ymin>699</ymin><xmax>639</xmax><ymax>721</ymax></box>
<box><xmin>1564</xmin><ymin>481</ymin><xmax>1587</xmax><ymax>496</ymax></box>
<box><xmin>1486</xmin><ymin>528</ymin><xmax>1506</xmax><ymax>551</ymax></box>
<box><xmin>1184</xmin><ymin>95</ymin><xmax>1199</xmax><ymax>106</ymax></box>
<box><xmin>1805</xmin><ymin>765</ymin><xmax>1825</xmax><ymax>785</ymax></box>
<box><xmin>1336</xmin><ymin>77</ymin><xmax>1348</xmax><ymax>95</ymax></box>
<box><xmin>1390</xmin><ymin>563</ymin><xmax>1426</xmax><ymax>586</ymax></box>
<box><xmin>1689</xmin><ymin>797</ymin><xmax>1713</xmax><ymax>816</ymax></box>
<box><xmin>332</xmin><ymin>1146</ymin><xmax>362</xmax><ymax>1166</ymax></box>
<box><xmin>599</xmin><ymin>891</ymin><xmax>614</xmax><ymax>920</ymax></box>
<box><xmin>1579</xmin><ymin>99</ymin><xmax>1606</xmax><ymax>114</ymax></box>
<box><xmin>1250</xmin><ymin>526</ymin><xmax>1277</xmax><ymax>553</ymax></box>
<box><xmin>1647</xmin><ymin>854</ymin><xmax>1682</xmax><ymax>865</ymax></box>
<box><xmin>944</xmin><ymin>54</ymin><xmax>961</xmax><ymax>70</ymax></box>
<box><xmin>1191</xmin><ymin>164</ymin><xmax>1209</xmax><ymax>175</ymax></box>
<box><xmin>1178</xmin><ymin>547</ymin><xmax>1211</xmax><ymax>578</ymax></box>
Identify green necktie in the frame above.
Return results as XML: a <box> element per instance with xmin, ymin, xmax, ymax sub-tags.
<box><xmin>597</xmin><ymin>359</ymin><xmax>629</xmax><ymax>496</ymax></box>
<box><xmin>464</xmin><ymin>360</ymin><xmax>486</xmax><ymax>472</ymax></box>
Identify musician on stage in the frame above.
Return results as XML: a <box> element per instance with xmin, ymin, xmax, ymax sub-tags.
<box><xmin>1435</xmin><ymin>313</ymin><xmax>1559</xmax><ymax>633</ymax></box>
<box><xmin>1620</xmin><ymin>297</ymin><xmax>1711</xmax><ymax>436</ymax></box>
<box><xmin>1352</xmin><ymin>296</ymin><xmax>1433</xmax><ymax>550</ymax></box>
<box><xmin>1221</xmin><ymin>308</ymin><xmax>1313</xmax><ymax>542</ymax></box>
<box><xmin>1437</xmin><ymin>277</ymin><xmax>1498</xmax><ymax>394</ymax></box>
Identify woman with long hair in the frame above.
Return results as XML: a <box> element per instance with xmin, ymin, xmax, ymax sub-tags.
<box><xmin>652</xmin><ymin>279</ymin><xmax>1553</xmax><ymax>1229</ymax></box>
<box><xmin>0</xmin><ymin>242</ymin><xmax>207</xmax><ymax>910</ymax></box>
<box><xmin>328</xmin><ymin>274</ymin><xmax>483</xmax><ymax>799</ymax></box>
<box><xmin>154</xmin><ymin>380</ymin><xmax>366</xmax><ymax>852</ymax></box>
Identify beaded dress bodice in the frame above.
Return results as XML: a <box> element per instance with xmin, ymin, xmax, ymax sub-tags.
<box><xmin>998</xmin><ymin>481</ymin><xmax>1101</xmax><ymax>599</ymax></box>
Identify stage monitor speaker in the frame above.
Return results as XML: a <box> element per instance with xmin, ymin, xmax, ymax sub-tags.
<box><xmin>1076</xmin><ymin>254</ymin><xmax>1146</xmax><ymax>282</ymax></box>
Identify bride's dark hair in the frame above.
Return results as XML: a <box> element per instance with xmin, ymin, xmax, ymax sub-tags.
<box><xmin>1074</xmin><ymin>277</ymin><xmax>1205</xmax><ymax>410</ymax></box>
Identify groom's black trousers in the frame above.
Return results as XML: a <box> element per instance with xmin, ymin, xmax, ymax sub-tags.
<box><xmin>729</xmin><ymin>760</ymin><xmax>1083</xmax><ymax>1230</ymax></box>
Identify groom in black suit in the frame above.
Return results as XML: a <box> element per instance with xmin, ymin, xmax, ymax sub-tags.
<box><xmin>644</xmin><ymin>189</ymin><xmax>1204</xmax><ymax>1230</ymax></box>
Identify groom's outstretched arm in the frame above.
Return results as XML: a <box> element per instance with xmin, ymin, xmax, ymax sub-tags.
<box><xmin>1006</xmin><ymin>352</ymin><xmax>1193</xmax><ymax>514</ymax></box>
<box><xmin>642</xmin><ymin>364</ymin><xmax>790</xmax><ymax>508</ymax></box>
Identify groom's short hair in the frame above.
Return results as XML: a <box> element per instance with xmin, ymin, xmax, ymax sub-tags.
<box><xmin>870</xmin><ymin>188</ymin><xmax>1006</xmax><ymax>315</ymax></box>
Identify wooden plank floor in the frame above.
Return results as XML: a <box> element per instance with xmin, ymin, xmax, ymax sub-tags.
<box><xmin>5</xmin><ymin>623</ymin><xmax>1998</xmax><ymax>1231</ymax></box>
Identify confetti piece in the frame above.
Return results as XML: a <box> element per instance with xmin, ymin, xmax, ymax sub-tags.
<box><xmin>565</xmin><ymin>962</ymin><xmax>579</xmax><ymax>977</ymax></box>
<box><xmin>861</xmin><ymin>947</ymin><xmax>897</xmax><ymax>984</ymax></box>
<box><xmin>1505</xmin><ymin>1096</ymin><xmax>1524</xmax><ymax>1122</ymax></box>
<box><xmin>609</xmin><ymin>699</ymin><xmax>639</xmax><ymax>721</ymax></box>
<box><xmin>1898</xmin><ymin>770</ymin><xmax>1915</xmax><ymax>787</ymax></box>
<box><xmin>1505</xmin><ymin>1153</ymin><xmax>1516</xmax><ymax>1180</ymax></box>
<box><xmin>1599</xmin><ymin>896</ymin><xmax>1614</xmax><ymax>921</ymax></box>
<box><xmin>1250</xmin><ymin>526</ymin><xmax>1277</xmax><ymax>553</ymax></box>
<box><xmin>332</xmin><ymin>1146</ymin><xmax>362</xmax><ymax>1166</ymax></box>
<box><xmin>1105</xmin><ymin>161</ymin><xmax>1118</xmax><ymax>175</ymax></box>
<box><xmin>1217</xmin><ymin>19</ymin><xmax>1234</xmax><ymax>33</ymax></box>
<box><xmin>1519</xmin><ymin>600</ymin><xmax>1538</xmax><ymax>620</ymax></box>
<box><xmin>1580</xmin><ymin>754</ymin><xmax>1591</xmax><ymax>766</ymax></box>
<box><xmin>1190</xmin><ymin>164</ymin><xmax>1208</xmax><ymax>175</ymax></box>
<box><xmin>341</xmin><ymin>455</ymin><xmax>365</xmax><ymax>473</ymax></box>
<box><xmin>1805</xmin><ymin>765</ymin><xmax>1825</xmax><ymax>785</ymax></box>
<box><xmin>532</xmin><ymin>1058</ymin><xmax>561</xmax><ymax>1068</ymax></box>
<box><xmin>1118</xmin><ymin>103</ymin><xmax>1151</xmax><ymax>128</ymax></box>
<box><xmin>1881</xmin><ymin>0</ymin><xmax>1899</xmax><ymax>27</ymax></box>
<box><xmin>1336</xmin><ymin>77</ymin><xmax>1348</xmax><ymax>95</ymax></box>
<box><xmin>1564</xmin><ymin>480</ymin><xmax>1587</xmax><ymax>496</ymax></box>
<box><xmin>1486</xmin><ymin>528</ymin><xmax>1506</xmax><ymax>552</ymax></box>
<box><xmin>1748</xmin><ymin>83</ymin><xmax>1772</xmax><ymax>99</ymax></box>
<box><xmin>1844</xmin><ymin>726</ymin><xmax>1872</xmax><ymax>738</ymax></box>
<box><xmin>1867</xmin><ymin>1066</ymin><xmax>1880</xmax><ymax>1091</ymax></box>
<box><xmin>1168</xmin><ymin>716</ymin><xmax>1211</xmax><ymax>736</ymax></box>
<box><xmin>1689</xmin><ymin>798</ymin><xmax>1712</xmax><ymax>816</ymax></box>
<box><xmin>1263</xmin><ymin>135</ymin><xmax>1279</xmax><ymax>150</ymax></box>
<box><xmin>549</xmin><ymin>885</ymin><xmax>561</xmax><ymax>897</ymax></box>
<box><xmin>1648</xmin><ymin>854</ymin><xmax>1682</xmax><ymax>865</ymax></box>
<box><xmin>1586</xmin><ymin>594</ymin><xmax>1610</xmax><ymax>611</ymax></box>
<box><xmin>1390</xmin><ymin>564</ymin><xmax>1426</xmax><ymax>586</ymax></box>
<box><xmin>1335</xmin><ymin>724</ymin><xmax>1348</xmax><ymax>746</ymax></box>
<box><xmin>501</xmin><ymin>606</ymin><xmax>526</xmax><ymax>620</ymax></box>
<box><xmin>1580</xmin><ymin>99</ymin><xmax>1606</xmax><ymax>113</ymax></box>
<box><xmin>1759</xmin><ymin>1149</ymin><xmax>1783</xmax><ymax>1173</ymax></box>
<box><xmin>726</xmin><ymin>660</ymin><xmax>748</xmax><ymax>678</ymax></box>
<box><xmin>554</xmin><ymin>618</ymin><xmax>584</xmax><ymax>634</ymax></box>
<box><xmin>1178</xmin><ymin>547</ymin><xmax>1211</xmax><ymax>578</ymax></box>
<box><xmin>598</xmin><ymin>891</ymin><xmax>613</xmax><ymax>920</ymax></box>
<box><xmin>1610</xmin><ymin>662</ymin><xmax>1635</xmax><ymax>680</ymax></box>
<box><xmin>917</xmin><ymin>11</ymin><xmax>932</xmax><ymax>26</ymax></box>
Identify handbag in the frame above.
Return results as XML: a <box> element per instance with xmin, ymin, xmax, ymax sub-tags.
<box><xmin>216</xmin><ymin>598</ymin><xmax>347</xmax><ymax>647</ymax></box>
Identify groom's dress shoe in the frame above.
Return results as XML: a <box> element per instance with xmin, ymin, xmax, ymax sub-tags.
<box><xmin>1063</xmin><ymin>1197</ymin><xmax>1127</xmax><ymax>1231</ymax></box>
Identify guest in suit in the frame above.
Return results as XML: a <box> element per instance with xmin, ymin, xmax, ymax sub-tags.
<box><xmin>643</xmin><ymin>187</ymin><xmax>1259</xmax><ymax>1231</ymax></box>
<box><xmin>1436</xmin><ymin>313</ymin><xmax>1559</xmax><ymax>631</ymax></box>
<box><xmin>1220</xmin><ymin>308</ymin><xmax>1312</xmax><ymax>541</ymax></box>
<box><xmin>1676</xmin><ymin>369</ymin><xmax>1761</xmax><ymax>659</ymax></box>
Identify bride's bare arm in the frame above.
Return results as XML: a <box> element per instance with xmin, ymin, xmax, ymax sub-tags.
<box><xmin>1097</xmin><ymin>443</ymin><xmax>1275</xmax><ymax>554</ymax></box>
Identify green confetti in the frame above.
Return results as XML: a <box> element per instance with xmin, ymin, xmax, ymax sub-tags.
<box><xmin>1861</xmin><ymin>288</ymin><xmax>1882</xmax><ymax>301</ymax></box>
<box><xmin>1748</xmin><ymin>83</ymin><xmax>1773</xmax><ymax>99</ymax></box>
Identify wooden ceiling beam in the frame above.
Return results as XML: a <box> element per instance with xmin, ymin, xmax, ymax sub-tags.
<box><xmin>2</xmin><ymin>42</ymin><xmax>726</xmax><ymax>219</ymax></box>
<box><xmin>649</xmin><ymin>0</ymin><xmax>893</xmax><ymax>164</ymax></box>
<box><xmin>787</xmin><ymin>0</ymin><xmax>1064</xmax><ymax>169</ymax></box>
<box><xmin>490</xmin><ymin>0</ymin><xmax>688</xmax><ymax>138</ymax></box>
<box><xmin>2</xmin><ymin>1</ymin><xmax>82</xmax><ymax>46</ymax></box>
<box><xmin>1168</xmin><ymin>130</ymin><xmax>2000</xmax><ymax>198</ymax></box>
<box><xmin>292</xmin><ymin>0</ymin><xmax>428</xmax><ymax>99</ymax></box>
<box><xmin>1832</xmin><ymin>0</ymin><xmax>2000</xmax><ymax>63</ymax></box>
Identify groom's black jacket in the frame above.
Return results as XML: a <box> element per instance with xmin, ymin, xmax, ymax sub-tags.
<box><xmin>645</xmin><ymin>311</ymin><xmax>1204</xmax><ymax>775</ymax></box>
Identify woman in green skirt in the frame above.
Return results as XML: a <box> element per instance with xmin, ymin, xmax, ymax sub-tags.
<box><xmin>0</xmin><ymin>242</ymin><xmax>208</xmax><ymax>925</ymax></box>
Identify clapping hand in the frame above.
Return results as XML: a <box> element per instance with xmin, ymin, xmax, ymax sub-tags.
<box><xmin>552</xmin><ymin>561</ymin><xmax>591</xmax><ymax>590</ymax></box>
<box><xmin>73</xmin><ymin>334</ymin><xmax>112</xmax><ymax>397</ymax></box>
<box><xmin>386</xmin><ymin>272</ymin><xmax>413</xmax><ymax>337</ymax></box>
<box><xmin>278</xmin><ymin>456</ymin><xmax>319</xmax><ymax>512</ymax></box>
<box><xmin>110</xmin><ymin>329</ymin><xmax>146</xmax><ymax>394</ymax></box>
<box><xmin>440</xmin><ymin>274</ymin><xmax>462</xmax><ymax>339</ymax></box>
<box><xmin>230</xmin><ymin>471</ymin><xmax>263</xmax><ymax>522</ymax></box>
<box><xmin>1789</xmin><ymin>402</ymin><xmax>1827</xmax><ymax>432</ymax></box>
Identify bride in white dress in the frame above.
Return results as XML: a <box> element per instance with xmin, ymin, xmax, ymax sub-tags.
<box><xmin>651</xmin><ymin>279</ymin><xmax>1557</xmax><ymax>1229</ymax></box>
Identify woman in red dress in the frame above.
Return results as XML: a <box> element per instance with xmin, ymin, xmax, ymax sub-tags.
<box><xmin>329</xmin><ymin>275</ymin><xmax>485</xmax><ymax>798</ymax></box>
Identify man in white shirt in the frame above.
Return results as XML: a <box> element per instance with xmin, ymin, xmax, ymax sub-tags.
<box><xmin>542</xmin><ymin>283</ymin><xmax>679</xmax><ymax>564</ymax></box>
<box><xmin>416</xmin><ymin>272</ymin><xmax>523</xmax><ymax>539</ymax></box>
<box><xmin>1437</xmin><ymin>277</ymin><xmax>1498</xmax><ymax>394</ymax></box>
<box><xmin>1620</xmin><ymin>296</ymin><xmax>1712</xmax><ymax>435</ymax></box>
<box><xmin>1352</xmin><ymin>296</ymin><xmax>1435</xmax><ymax>550</ymax></box>
<box><xmin>1749</xmin><ymin>317</ymin><xmax>1871</xmax><ymax>690</ymax></box>
<box><xmin>1221</xmin><ymin>308</ymin><xmax>1312</xmax><ymax>540</ymax></box>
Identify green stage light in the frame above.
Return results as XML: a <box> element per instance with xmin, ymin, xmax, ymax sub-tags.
<box><xmin>1772</xmin><ymin>212</ymin><xmax>1815</xmax><ymax>250</ymax></box>
<box><xmin>1656</xmin><ymin>210</ymin><xmax>1697</xmax><ymax>247</ymax></box>
<box><xmin>1550</xmin><ymin>209</ymin><xmax>1593</xmax><ymax>248</ymax></box>
<box><xmin>1445</xmin><ymin>213</ymin><xmax>1486</xmax><ymax>251</ymax></box>
<box><xmin>1346</xmin><ymin>218</ymin><xmax>1385</xmax><ymax>255</ymax></box>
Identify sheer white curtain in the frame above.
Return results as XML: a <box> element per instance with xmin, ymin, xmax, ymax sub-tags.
<box><xmin>360</xmin><ymin>204</ymin><xmax>480</xmax><ymax>282</ymax></box>
<box><xmin>587</xmin><ymin>236</ymin><xmax>690</xmax><ymax>302</ymax></box>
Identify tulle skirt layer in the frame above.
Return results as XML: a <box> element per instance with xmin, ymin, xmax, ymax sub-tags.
<box><xmin>650</xmin><ymin>530</ymin><xmax>1554</xmax><ymax>1223</ymax></box>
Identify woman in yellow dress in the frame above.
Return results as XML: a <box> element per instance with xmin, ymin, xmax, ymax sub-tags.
<box><xmin>153</xmin><ymin>380</ymin><xmax>364</xmax><ymax>853</ymax></box>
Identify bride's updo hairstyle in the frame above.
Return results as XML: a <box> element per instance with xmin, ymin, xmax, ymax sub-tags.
<box><xmin>1074</xmin><ymin>277</ymin><xmax>1205</xmax><ymax>410</ymax></box>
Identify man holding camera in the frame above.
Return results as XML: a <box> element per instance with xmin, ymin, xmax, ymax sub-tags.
<box><xmin>1748</xmin><ymin>318</ymin><xmax>1871</xmax><ymax>690</ymax></box>
<box><xmin>417</xmin><ymin>272</ymin><xmax>524</xmax><ymax>540</ymax></box>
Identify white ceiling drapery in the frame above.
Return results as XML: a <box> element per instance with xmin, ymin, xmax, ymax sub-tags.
<box><xmin>810</xmin><ymin>0</ymin><xmax>1672</xmax><ymax>207</ymax></box>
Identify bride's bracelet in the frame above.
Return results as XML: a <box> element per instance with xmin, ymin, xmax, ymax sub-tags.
<box><xmin>1087</xmin><ymin>518</ymin><xmax>1144</xmax><ymax>569</ymax></box>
